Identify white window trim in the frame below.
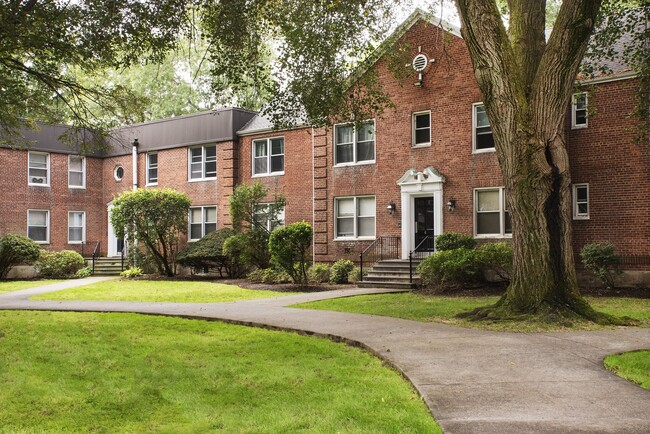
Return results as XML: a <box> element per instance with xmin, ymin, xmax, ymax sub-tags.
<box><xmin>68</xmin><ymin>155</ymin><xmax>86</xmax><ymax>189</ymax></box>
<box><xmin>571</xmin><ymin>92</ymin><xmax>588</xmax><ymax>129</ymax></box>
<box><xmin>334</xmin><ymin>195</ymin><xmax>376</xmax><ymax>241</ymax></box>
<box><xmin>146</xmin><ymin>152</ymin><xmax>158</xmax><ymax>186</ymax></box>
<box><xmin>572</xmin><ymin>183</ymin><xmax>590</xmax><ymax>220</ymax></box>
<box><xmin>333</xmin><ymin>120</ymin><xmax>376</xmax><ymax>167</ymax></box>
<box><xmin>187</xmin><ymin>145</ymin><xmax>217</xmax><ymax>182</ymax></box>
<box><xmin>253</xmin><ymin>203</ymin><xmax>286</xmax><ymax>232</ymax></box>
<box><xmin>27</xmin><ymin>209</ymin><xmax>50</xmax><ymax>244</ymax></box>
<box><xmin>188</xmin><ymin>205</ymin><xmax>217</xmax><ymax>241</ymax></box>
<box><xmin>114</xmin><ymin>165</ymin><xmax>124</xmax><ymax>181</ymax></box>
<box><xmin>412</xmin><ymin>111</ymin><xmax>432</xmax><ymax>148</ymax></box>
<box><xmin>473</xmin><ymin>187</ymin><xmax>512</xmax><ymax>238</ymax></box>
<box><xmin>251</xmin><ymin>137</ymin><xmax>285</xmax><ymax>177</ymax></box>
<box><xmin>28</xmin><ymin>151</ymin><xmax>50</xmax><ymax>187</ymax></box>
<box><xmin>472</xmin><ymin>102</ymin><xmax>496</xmax><ymax>154</ymax></box>
<box><xmin>68</xmin><ymin>211</ymin><xmax>86</xmax><ymax>244</ymax></box>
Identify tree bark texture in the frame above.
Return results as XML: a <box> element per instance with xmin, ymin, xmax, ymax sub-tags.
<box><xmin>455</xmin><ymin>0</ymin><xmax>616</xmax><ymax>320</ymax></box>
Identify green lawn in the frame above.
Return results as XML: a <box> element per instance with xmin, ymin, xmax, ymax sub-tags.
<box><xmin>31</xmin><ymin>279</ymin><xmax>299</xmax><ymax>303</ymax></box>
<box><xmin>0</xmin><ymin>280</ymin><xmax>62</xmax><ymax>293</ymax></box>
<box><xmin>605</xmin><ymin>350</ymin><xmax>650</xmax><ymax>389</ymax></box>
<box><xmin>294</xmin><ymin>292</ymin><xmax>650</xmax><ymax>332</ymax></box>
<box><xmin>0</xmin><ymin>311</ymin><xmax>439</xmax><ymax>433</ymax></box>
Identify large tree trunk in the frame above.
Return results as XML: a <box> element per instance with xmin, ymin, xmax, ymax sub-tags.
<box><xmin>455</xmin><ymin>0</ymin><xmax>622</xmax><ymax>322</ymax></box>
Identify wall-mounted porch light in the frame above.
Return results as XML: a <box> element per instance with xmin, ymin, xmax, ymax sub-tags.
<box><xmin>387</xmin><ymin>201</ymin><xmax>397</xmax><ymax>215</ymax></box>
<box><xmin>447</xmin><ymin>198</ymin><xmax>457</xmax><ymax>212</ymax></box>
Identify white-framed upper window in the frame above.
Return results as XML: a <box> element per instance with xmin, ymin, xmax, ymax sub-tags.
<box><xmin>146</xmin><ymin>152</ymin><xmax>158</xmax><ymax>185</ymax></box>
<box><xmin>68</xmin><ymin>155</ymin><xmax>86</xmax><ymax>189</ymax></box>
<box><xmin>27</xmin><ymin>209</ymin><xmax>49</xmax><ymax>243</ymax></box>
<box><xmin>28</xmin><ymin>152</ymin><xmax>50</xmax><ymax>186</ymax></box>
<box><xmin>188</xmin><ymin>145</ymin><xmax>217</xmax><ymax>181</ymax></box>
<box><xmin>412</xmin><ymin>111</ymin><xmax>431</xmax><ymax>147</ymax></box>
<box><xmin>334</xmin><ymin>196</ymin><xmax>376</xmax><ymax>240</ymax></box>
<box><xmin>572</xmin><ymin>92</ymin><xmax>588</xmax><ymax>129</ymax></box>
<box><xmin>474</xmin><ymin>187</ymin><xmax>512</xmax><ymax>237</ymax></box>
<box><xmin>253</xmin><ymin>137</ymin><xmax>284</xmax><ymax>176</ymax></box>
<box><xmin>473</xmin><ymin>103</ymin><xmax>495</xmax><ymax>153</ymax></box>
<box><xmin>573</xmin><ymin>183</ymin><xmax>589</xmax><ymax>220</ymax></box>
<box><xmin>334</xmin><ymin>120</ymin><xmax>375</xmax><ymax>165</ymax></box>
<box><xmin>189</xmin><ymin>205</ymin><xmax>217</xmax><ymax>241</ymax></box>
<box><xmin>68</xmin><ymin>211</ymin><xmax>86</xmax><ymax>244</ymax></box>
<box><xmin>253</xmin><ymin>204</ymin><xmax>285</xmax><ymax>232</ymax></box>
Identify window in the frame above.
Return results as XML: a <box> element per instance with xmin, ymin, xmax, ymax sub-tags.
<box><xmin>573</xmin><ymin>184</ymin><xmax>589</xmax><ymax>219</ymax></box>
<box><xmin>473</xmin><ymin>103</ymin><xmax>494</xmax><ymax>152</ymax></box>
<box><xmin>412</xmin><ymin>111</ymin><xmax>431</xmax><ymax>147</ymax></box>
<box><xmin>334</xmin><ymin>120</ymin><xmax>375</xmax><ymax>165</ymax></box>
<box><xmin>572</xmin><ymin>92</ymin><xmax>588</xmax><ymax>129</ymax></box>
<box><xmin>334</xmin><ymin>196</ymin><xmax>376</xmax><ymax>239</ymax></box>
<box><xmin>189</xmin><ymin>145</ymin><xmax>217</xmax><ymax>181</ymax></box>
<box><xmin>189</xmin><ymin>206</ymin><xmax>217</xmax><ymax>240</ymax></box>
<box><xmin>68</xmin><ymin>155</ymin><xmax>85</xmax><ymax>189</ymax></box>
<box><xmin>474</xmin><ymin>188</ymin><xmax>512</xmax><ymax>237</ymax></box>
<box><xmin>114</xmin><ymin>165</ymin><xmax>124</xmax><ymax>181</ymax></box>
<box><xmin>147</xmin><ymin>152</ymin><xmax>158</xmax><ymax>185</ymax></box>
<box><xmin>253</xmin><ymin>137</ymin><xmax>284</xmax><ymax>176</ymax></box>
<box><xmin>28</xmin><ymin>152</ymin><xmax>50</xmax><ymax>186</ymax></box>
<box><xmin>68</xmin><ymin>211</ymin><xmax>85</xmax><ymax>243</ymax></box>
<box><xmin>253</xmin><ymin>204</ymin><xmax>285</xmax><ymax>232</ymax></box>
<box><xmin>27</xmin><ymin>210</ymin><xmax>49</xmax><ymax>243</ymax></box>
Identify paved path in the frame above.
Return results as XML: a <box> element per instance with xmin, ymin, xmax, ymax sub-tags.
<box><xmin>1</xmin><ymin>278</ymin><xmax>649</xmax><ymax>433</ymax></box>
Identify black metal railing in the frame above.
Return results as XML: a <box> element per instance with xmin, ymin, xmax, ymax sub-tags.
<box><xmin>408</xmin><ymin>235</ymin><xmax>436</xmax><ymax>283</ymax></box>
<box><xmin>359</xmin><ymin>236</ymin><xmax>401</xmax><ymax>282</ymax></box>
<box><xmin>91</xmin><ymin>241</ymin><xmax>101</xmax><ymax>273</ymax></box>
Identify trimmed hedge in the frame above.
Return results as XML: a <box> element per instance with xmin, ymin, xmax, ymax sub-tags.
<box><xmin>176</xmin><ymin>228</ymin><xmax>240</xmax><ymax>277</ymax></box>
<box><xmin>0</xmin><ymin>234</ymin><xmax>42</xmax><ymax>279</ymax></box>
<box><xmin>36</xmin><ymin>250</ymin><xmax>85</xmax><ymax>278</ymax></box>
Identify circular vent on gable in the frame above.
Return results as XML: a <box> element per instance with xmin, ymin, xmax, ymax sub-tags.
<box><xmin>412</xmin><ymin>53</ymin><xmax>428</xmax><ymax>72</ymax></box>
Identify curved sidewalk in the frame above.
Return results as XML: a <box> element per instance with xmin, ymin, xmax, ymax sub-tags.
<box><xmin>1</xmin><ymin>279</ymin><xmax>649</xmax><ymax>433</ymax></box>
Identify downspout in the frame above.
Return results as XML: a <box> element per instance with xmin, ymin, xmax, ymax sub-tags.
<box><xmin>132</xmin><ymin>138</ymin><xmax>139</xmax><ymax>191</ymax></box>
<box><xmin>311</xmin><ymin>126</ymin><xmax>315</xmax><ymax>264</ymax></box>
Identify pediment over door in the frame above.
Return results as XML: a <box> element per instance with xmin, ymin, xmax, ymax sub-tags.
<box><xmin>396</xmin><ymin>167</ymin><xmax>446</xmax><ymax>187</ymax></box>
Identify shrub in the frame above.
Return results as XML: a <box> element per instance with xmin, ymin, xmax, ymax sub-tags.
<box><xmin>348</xmin><ymin>266</ymin><xmax>366</xmax><ymax>283</ymax></box>
<box><xmin>474</xmin><ymin>242</ymin><xmax>513</xmax><ymax>281</ymax></box>
<box><xmin>223</xmin><ymin>231</ymin><xmax>271</xmax><ymax>272</ymax></box>
<box><xmin>435</xmin><ymin>232</ymin><xmax>476</xmax><ymax>251</ymax></box>
<box><xmin>580</xmin><ymin>242</ymin><xmax>623</xmax><ymax>288</ymax></box>
<box><xmin>308</xmin><ymin>263</ymin><xmax>331</xmax><ymax>283</ymax></box>
<box><xmin>35</xmin><ymin>250</ymin><xmax>85</xmax><ymax>278</ymax></box>
<box><xmin>329</xmin><ymin>259</ymin><xmax>355</xmax><ymax>284</ymax></box>
<box><xmin>120</xmin><ymin>267</ymin><xmax>143</xmax><ymax>278</ymax></box>
<box><xmin>246</xmin><ymin>268</ymin><xmax>265</xmax><ymax>283</ymax></box>
<box><xmin>0</xmin><ymin>234</ymin><xmax>42</xmax><ymax>279</ymax></box>
<box><xmin>268</xmin><ymin>221</ymin><xmax>313</xmax><ymax>284</ymax></box>
<box><xmin>74</xmin><ymin>266</ymin><xmax>92</xmax><ymax>278</ymax></box>
<box><xmin>417</xmin><ymin>248</ymin><xmax>480</xmax><ymax>291</ymax></box>
<box><xmin>176</xmin><ymin>228</ymin><xmax>240</xmax><ymax>277</ymax></box>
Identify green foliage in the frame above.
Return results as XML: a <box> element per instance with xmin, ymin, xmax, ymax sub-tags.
<box><xmin>259</xmin><ymin>268</ymin><xmax>291</xmax><ymax>285</ymax></box>
<box><xmin>417</xmin><ymin>249</ymin><xmax>480</xmax><ymax>292</ymax></box>
<box><xmin>308</xmin><ymin>263</ymin><xmax>331</xmax><ymax>284</ymax></box>
<box><xmin>580</xmin><ymin>242</ymin><xmax>623</xmax><ymax>288</ymax></box>
<box><xmin>74</xmin><ymin>267</ymin><xmax>92</xmax><ymax>279</ymax></box>
<box><xmin>111</xmin><ymin>188</ymin><xmax>191</xmax><ymax>276</ymax></box>
<box><xmin>246</xmin><ymin>268</ymin><xmax>265</xmax><ymax>283</ymax></box>
<box><xmin>229</xmin><ymin>182</ymin><xmax>285</xmax><ymax>233</ymax></box>
<box><xmin>223</xmin><ymin>233</ymin><xmax>257</xmax><ymax>272</ymax></box>
<box><xmin>0</xmin><ymin>234</ymin><xmax>42</xmax><ymax>280</ymax></box>
<box><xmin>329</xmin><ymin>259</ymin><xmax>355</xmax><ymax>284</ymax></box>
<box><xmin>474</xmin><ymin>242</ymin><xmax>513</xmax><ymax>282</ymax></box>
<box><xmin>35</xmin><ymin>250</ymin><xmax>85</xmax><ymax>279</ymax></box>
<box><xmin>348</xmin><ymin>266</ymin><xmax>366</xmax><ymax>284</ymax></box>
<box><xmin>176</xmin><ymin>228</ymin><xmax>240</xmax><ymax>277</ymax></box>
<box><xmin>435</xmin><ymin>232</ymin><xmax>477</xmax><ymax>251</ymax></box>
<box><xmin>268</xmin><ymin>222</ymin><xmax>313</xmax><ymax>284</ymax></box>
<box><xmin>120</xmin><ymin>267</ymin><xmax>144</xmax><ymax>279</ymax></box>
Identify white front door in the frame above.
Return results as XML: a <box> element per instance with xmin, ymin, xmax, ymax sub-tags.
<box><xmin>107</xmin><ymin>202</ymin><xmax>122</xmax><ymax>257</ymax></box>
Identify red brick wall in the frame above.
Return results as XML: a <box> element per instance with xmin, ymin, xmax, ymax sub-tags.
<box><xmin>0</xmin><ymin>148</ymin><xmax>105</xmax><ymax>256</ymax></box>
<box><xmin>567</xmin><ymin>78</ymin><xmax>650</xmax><ymax>270</ymax></box>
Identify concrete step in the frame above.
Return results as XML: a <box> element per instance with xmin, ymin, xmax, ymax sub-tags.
<box><xmin>364</xmin><ymin>274</ymin><xmax>420</xmax><ymax>282</ymax></box>
<box><xmin>356</xmin><ymin>281</ymin><xmax>416</xmax><ymax>290</ymax></box>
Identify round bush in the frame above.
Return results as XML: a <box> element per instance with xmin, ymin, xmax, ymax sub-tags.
<box><xmin>417</xmin><ymin>248</ymin><xmax>480</xmax><ymax>291</ymax></box>
<box><xmin>329</xmin><ymin>259</ymin><xmax>355</xmax><ymax>284</ymax></box>
<box><xmin>308</xmin><ymin>263</ymin><xmax>331</xmax><ymax>283</ymax></box>
<box><xmin>36</xmin><ymin>250</ymin><xmax>85</xmax><ymax>278</ymax></box>
<box><xmin>474</xmin><ymin>242</ymin><xmax>513</xmax><ymax>281</ymax></box>
<box><xmin>435</xmin><ymin>232</ymin><xmax>476</xmax><ymax>251</ymax></box>
<box><xmin>0</xmin><ymin>234</ymin><xmax>42</xmax><ymax>279</ymax></box>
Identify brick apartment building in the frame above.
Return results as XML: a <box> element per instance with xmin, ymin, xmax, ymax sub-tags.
<box><xmin>1</xmin><ymin>10</ymin><xmax>648</xmax><ymax>283</ymax></box>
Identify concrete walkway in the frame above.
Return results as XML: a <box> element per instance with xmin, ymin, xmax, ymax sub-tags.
<box><xmin>1</xmin><ymin>278</ymin><xmax>649</xmax><ymax>433</ymax></box>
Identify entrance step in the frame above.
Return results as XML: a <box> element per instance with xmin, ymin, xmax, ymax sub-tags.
<box><xmin>86</xmin><ymin>257</ymin><xmax>124</xmax><ymax>276</ymax></box>
<box><xmin>358</xmin><ymin>259</ymin><xmax>421</xmax><ymax>289</ymax></box>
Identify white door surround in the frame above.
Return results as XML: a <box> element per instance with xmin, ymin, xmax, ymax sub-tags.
<box><xmin>397</xmin><ymin>167</ymin><xmax>445</xmax><ymax>259</ymax></box>
<box><xmin>107</xmin><ymin>201</ymin><xmax>119</xmax><ymax>257</ymax></box>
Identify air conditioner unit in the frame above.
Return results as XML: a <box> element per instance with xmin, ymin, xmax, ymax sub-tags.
<box><xmin>31</xmin><ymin>176</ymin><xmax>46</xmax><ymax>184</ymax></box>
